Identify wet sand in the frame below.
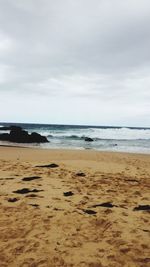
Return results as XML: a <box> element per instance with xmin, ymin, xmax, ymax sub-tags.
<box><xmin>0</xmin><ymin>146</ymin><xmax>150</xmax><ymax>267</ymax></box>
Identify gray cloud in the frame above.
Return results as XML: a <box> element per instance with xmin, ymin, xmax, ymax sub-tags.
<box><xmin>0</xmin><ymin>0</ymin><xmax>150</xmax><ymax>126</ymax></box>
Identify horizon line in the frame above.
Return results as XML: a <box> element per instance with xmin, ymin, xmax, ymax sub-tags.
<box><xmin>0</xmin><ymin>121</ymin><xmax>150</xmax><ymax>129</ymax></box>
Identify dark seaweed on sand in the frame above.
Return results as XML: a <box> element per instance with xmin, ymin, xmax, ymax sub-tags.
<box><xmin>63</xmin><ymin>191</ymin><xmax>74</xmax><ymax>196</ymax></box>
<box><xmin>76</xmin><ymin>172</ymin><xmax>86</xmax><ymax>177</ymax></box>
<box><xmin>91</xmin><ymin>202</ymin><xmax>117</xmax><ymax>208</ymax></box>
<box><xmin>22</xmin><ymin>176</ymin><xmax>41</xmax><ymax>181</ymax></box>
<box><xmin>8</xmin><ymin>198</ymin><xmax>19</xmax><ymax>202</ymax></box>
<box><xmin>35</xmin><ymin>163</ymin><xmax>59</xmax><ymax>168</ymax></box>
<box><xmin>13</xmin><ymin>188</ymin><xmax>43</xmax><ymax>194</ymax></box>
<box><xmin>133</xmin><ymin>205</ymin><xmax>150</xmax><ymax>211</ymax></box>
<box><xmin>83</xmin><ymin>209</ymin><xmax>97</xmax><ymax>215</ymax></box>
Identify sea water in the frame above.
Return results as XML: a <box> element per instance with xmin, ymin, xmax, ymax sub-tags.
<box><xmin>0</xmin><ymin>122</ymin><xmax>150</xmax><ymax>154</ymax></box>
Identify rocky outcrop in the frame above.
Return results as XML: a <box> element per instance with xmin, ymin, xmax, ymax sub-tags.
<box><xmin>0</xmin><ymin>126</ymin><xmax>48</xmax><ymax>143</ymax></box>
<box><xmin>0</xmin><ymin>126</ymin><xmax>10</xmax><ymax>131</ymax></box>
<box><xmin>0</xmin><ymin>126</ymin><xmax>22</xmax><ymax>131</ymax></box>
<box><xmin>84</xmin><ymin>137</ymin><xmax>94</xmax><ymax>142</ymax></box>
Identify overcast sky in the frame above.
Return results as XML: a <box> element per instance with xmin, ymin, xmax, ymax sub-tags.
<box><xmin>0</xmin><ymin>0</ymin><xmax>150</xmax><ymax>126</ymax></box>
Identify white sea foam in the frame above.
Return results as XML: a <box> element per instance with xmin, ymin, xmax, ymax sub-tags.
<box><xmin>87</xmin><ymin>127</ymin><xmax>150</xmax><ymax>140</ymax></box>
<box><xmin>1</xmin><ymin>124</ymin><xmax>150</xmax><ymax>153</ymax></box>
<box><xmin>37</xmin><ymin>127</ymin><xmax>150</xmax><ymax>140</ymax></box>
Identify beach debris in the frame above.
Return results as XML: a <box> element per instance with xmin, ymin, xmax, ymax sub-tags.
<box><xmin>22</xmin><ymin>176</ymin><xmax>41</xmax><ymax>181</ymax></box>
<box><xmin>84</xmin><ymin>137</ymin><xmax>94</xmax><ymax>142</ymax></box>
<box><xmin>76</xmin><ymin>172</ymin><xmax>86</xmax><ymax>177</ymax></box>
<box><xmin>136</xmin><ymin>258</ymin><xmax>150</xmax><ymax>263</ymax></box>
<box><xmin>8</xmin><ymin>197</ymin><xmax>19</xmax><ymax>202</ymax></box>
<box><xmin>91</xmin><ymin>202</ymin><xmax>117</xmax><ymax>208</ymax></box>
<box><xmin>53</xmin><ymin>207</ymin><xmax>64</xmax><ymax>211</ymax></box>
<box><xmin>142</xmin><ymin>229</ymin><xmax>150</xmax><ymax>232</ymax></box>
<box><xmin>13</xmin><ymin>188</ymin><xmax>43</xmax><ymax>194</ymax></box>
<box><xmin>63</xmin><ymin>191</ymin><xmax>74</xmax><ymax>197</ymax></box>
<box><xmin>29</xmin><ymin>204</ymin><xmax>39</xmax><ymax>208</ymax></box>
<box><xmin>83</xmin><ymin>209</ymin><xmax>97</xmax><ymax>215</ymax></box>
<box><xmin>0</xmin><ymin>126</ymin><xmax>48</xmax><ymax>143</ymax></box>
<box><xmin>35</xmin><ymin>163</ymin><xmax>59</xmax><ymax>168</ymax></box>
<box><xmin>126</xmin><ymin>179</ymin><xmax>139</xmax><ymax>183</ymax></box>
<box><xmin>133</xmin><ymin>205</ymin><xmax>150</xmax><ymax>211</ymax></box>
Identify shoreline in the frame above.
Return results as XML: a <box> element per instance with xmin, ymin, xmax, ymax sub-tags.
<box><xmin>0</xmin><ymin>143</ymin><xmax>150</xmax><ymax>157</ymax></box>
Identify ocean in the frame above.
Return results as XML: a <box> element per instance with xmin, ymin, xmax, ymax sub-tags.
<box><xmin>0</xmin><ymin>122</ymin><xmax>150</xmax><ymax>154</ymax></box>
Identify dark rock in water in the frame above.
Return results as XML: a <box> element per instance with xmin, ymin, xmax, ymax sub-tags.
<box><xmin>76</xmin><ymin>172</ymin><xmax>86</xmax><ymax>177</ymax></box>
<box><xmin>0</xmin><ymin>126</ymin><xmax>9</xmax><ymax>131</ymax></box>
<box><xmin>0</xmin><ymin>133</ymin><xmax>10</xmax><ymax>141</ymax></box>
<box><xmin>63</xmin><ymin>191</ymin><xmax>74</xmax><ymax>197</ymax></box>
<box><xmin>22</xmin><ymin>176</ymin><xmax>41</xmax><ymax>181</ymax></box>
<box><xmin>9</xmin><ymin>128</ymin><xmax>28</xmax><ymax>143</ymax></box>
<box><xmin>30</xmin><ymin>132</ymin><xmax>48</xmax><ymax>143</ymax></box>
<box><xmin>133</xmin><ymin>205</ymin><xmax>150</xmax><ymax>211</ymax></box>
<box><xmin>8</xmin><ymin>198</ymin><xmax>19</xmax><ymax>202</ymax></box>
<box><xmin>13</xmin><ymin>188</ymin><xmax>43</xmax><ymax>194</ymax></box>
<box><xmin>84</xmin><ymin>137</ymin><xmax>94</xmax><ymax>142</ymax></box>
<box><xmin>0</xmin><ymin>126</ymin><xmax>10</xmax><ymax>131</ymax></box>
<box><xmin>0</xmin><ymin>125</ymin><xmax>48</xmax><ymax>143</ymax></box>
<box><xmin>83</xmin><ymin>209</ymin><xmax>97</xmax><ymax>215</ymax></box>
<box><xmin>91</xmin><ymin>202</ymin><xmax>117</xmax><ymax>208</ymax></box>
<box><xmin>0</xmin><ymin>126</ymin><xmax>22</xmax><ymax>131</ymax></box>
<box><xmin>35</xmin><ymin>163</ymin><xmax>59</xmax><ymax>168</ymax></box>
<box><xmin>10</xmin><ymin>126</ymin><xmax>22</xmax><ymax>131</ymax></box>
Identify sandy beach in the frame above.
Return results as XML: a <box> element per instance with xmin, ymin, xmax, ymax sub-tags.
<box><xmin>0</xmin><ymin>146</ymin><xmax>149</xmax><ymax>267</ymax></box>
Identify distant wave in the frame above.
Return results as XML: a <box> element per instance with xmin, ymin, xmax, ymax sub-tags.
<box><xmin>47</xmin><ymin>134</ymin><xmax>81</xmax><ymax>140</ymax></box>
<box><xmin>19</xmin><ymin>125</ymin><xmax>150</xmax><ymax>141</ymax></box>
<box><xmin>1</xmin><ymin>122</ymin><xmax>150</xmax><ymax>153</ymax></box>
<box><xmin>1</xmin><ymin>123</ymin><xmax>150</xmax><ymax>141</ymax></box>
<box><xmin>46</xmin><ymin>134</ymin><xmax>150</xmax><ymax>142</ymax></box>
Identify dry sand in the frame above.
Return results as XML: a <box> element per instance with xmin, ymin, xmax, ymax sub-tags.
<box><xmin>0</xmin><ymin>146</ymin><xmax>149</xmax><ymax>267</ymax></box>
